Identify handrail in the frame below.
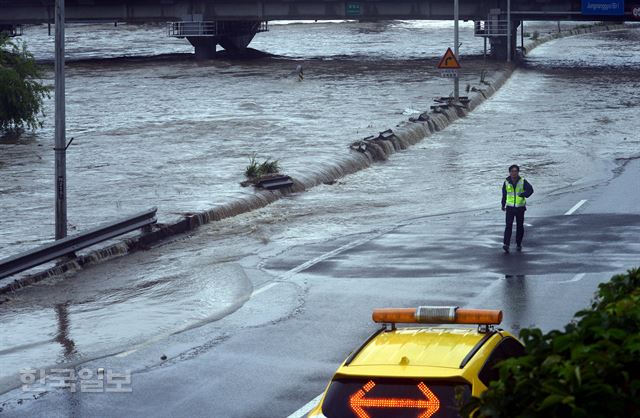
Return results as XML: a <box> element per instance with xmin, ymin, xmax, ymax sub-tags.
<box><xmin>0</xmin><ymin>207</ymin><xmax>157</xmax><ymax>280</ymax></box>
<box><xmin>167</xmin><ymin>20</ymin><xmax>268</xmax><ymax>38</ymax></box>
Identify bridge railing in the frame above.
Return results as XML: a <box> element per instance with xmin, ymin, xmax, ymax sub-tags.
<box><xmin>474</xmin><ymin>20</ymin><xmax>509</xmax><ymax>37</ymax></box>
<box><xmin>167</xmin><ymin>20</ymin><xmax>268</xmax><ymax>38</ymax></box>
<box><xmin>0</xmin><ymin>24</ymin><xmax>22</xmax><ymax>37</ymax></box>
<box><xmin>168</xmin><ymin>21</ymin><xmax>219</xmax><ymax>37</ymax></box>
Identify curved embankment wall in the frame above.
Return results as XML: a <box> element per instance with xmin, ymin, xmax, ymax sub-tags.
<box><xmin>0</xmin><ymin>23</ymin><xmax>627</xmax><ymax>295</ymax></box>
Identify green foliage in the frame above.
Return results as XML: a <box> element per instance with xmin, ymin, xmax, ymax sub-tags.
<box><xmin>244</xmin><ymin>153</ymin><xmax>280</xmax><ymax>179</ymax></box>
<box><xmin>0</xmin><ymin>35</ymin><xmax>51</xmax><ymax>133</ymax></box>
<box><xmin>531</xmin><ymin>31</ymin><xmax>540</xmax><ymax>41</ymax></box>
<box><xmin>461</xmin><ymin>268</ymin><xmax>640</xmax><ymax>418</ymax></box>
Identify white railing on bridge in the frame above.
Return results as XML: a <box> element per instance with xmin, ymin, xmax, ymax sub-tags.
<box><xmin>167</xmin><ymin>21</ymin><xmax>268</xmax><ymax>38</ymax></box>
<box><xmin>474</xmin><ymin>20</ymin><xmax>509</xmax><ymax>37</ymax></box>
<box><xmin>168</xmin><ymin>21</ymin><xmax>218</xmax><ymax>37</ymax></box>
<box><xmin>1</xmin><ymin>24</ymin><xmax>23</xmax><ymax>37</ymax></box>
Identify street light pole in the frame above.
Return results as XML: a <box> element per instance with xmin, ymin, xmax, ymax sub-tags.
<box><xmin>453</xmin><ymin>0</ymin><xmax>459</xmax><ymax>100</ymax></box>
<box><xmin>54</xmin><ymin>0</ymin><xmax>67</xmax><ymax>240</ymax></box>
<box><xmin>507</xmin><ymin>0</ymin><xmax>512</xmax><ymax>62</ymax></box>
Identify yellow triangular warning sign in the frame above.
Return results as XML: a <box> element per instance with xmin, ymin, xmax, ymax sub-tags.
<box><xmin>437</xmin><ymin>48</ymin><xmax>461</xmax><ymax>69</ymax></box>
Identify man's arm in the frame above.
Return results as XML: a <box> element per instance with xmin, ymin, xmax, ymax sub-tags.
<box><xmin>522</xmin><ymin>179</ymin><xmax>534</xmax><ymax>198</ymax></box>
<box><xmin>501</xmin><ymin>181</ymin><xmax>507</xmax><ymax>209</ymax></box>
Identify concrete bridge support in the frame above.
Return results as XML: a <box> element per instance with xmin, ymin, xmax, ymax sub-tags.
<box><xmin>186</xmin><ymin>21</ymin><xmax>263</xmax><ymax>59</ymax></box>
<box><xmin>490</xmin><ymin>20</ymin><xmax>520</xmax><ymax>61</ymax></box>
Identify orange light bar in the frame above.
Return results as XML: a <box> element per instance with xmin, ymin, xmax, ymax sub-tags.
<box><xmin>456</xmin><ymin>308</ymin><xmax>503</xmax><ymax>325</ymax></box>
<box><xmin>372</xmin><ymin>306</ymin><xmax>502</xmax><ymax>325</ymax></box>
<box><xmin>371</xmin><ymin>308</ymin><xmax>416</xmax><ymax>324</ymax></box>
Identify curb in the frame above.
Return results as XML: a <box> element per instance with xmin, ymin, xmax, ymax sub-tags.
<box><xmin>0</xmin><ymin>23</ymin><xmax>629</xmax><ymax>295</ymax></box>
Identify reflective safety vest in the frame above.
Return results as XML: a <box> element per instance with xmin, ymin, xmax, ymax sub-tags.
<box><xmin>505</xmin><ymin>178</ymin><xmax>526</xmax><ymax>207</ymax></box>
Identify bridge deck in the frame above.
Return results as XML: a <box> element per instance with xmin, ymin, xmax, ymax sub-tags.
<box><xmin>0</xmin><ymin>0</ymin><xmax>635</xmax><ymax>24</ymax></box>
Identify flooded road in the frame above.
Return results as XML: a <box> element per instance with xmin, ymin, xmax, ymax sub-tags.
<box><xmin>1</xmin><ymin>21</ymin><xmax>639</xmax><ymax>397</ymax></box>
<box><xmin>1</xmin><ymin>20</ymin><xmax>503</xmax><ymax>258</ymax></box>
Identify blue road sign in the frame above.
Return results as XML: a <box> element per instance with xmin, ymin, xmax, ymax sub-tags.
<box><xmin>581</xmin><ymin>0</ymin><xmax>625</xmax><ymax>15</ymax></box>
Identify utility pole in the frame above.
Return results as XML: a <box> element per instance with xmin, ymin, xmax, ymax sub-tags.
<box><xmin>54</xmin><ymin>0</ymin><xmax>67</xmax><ymax>240</ymax></box>
<box><xmin>507</xmin><ymin>0</ymin><xmax>512</xmax><ymax>62</ymax></box>
<box><xmin>453</xmin><ymin>0</ymin><xmax>459</xmax><ymax>100</ymax></box>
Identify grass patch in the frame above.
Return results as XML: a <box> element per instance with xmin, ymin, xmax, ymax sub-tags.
<box><xmin>244</xmin><ymin>153</ymin><xmax>280</xmax><ymax>179</ymax></box>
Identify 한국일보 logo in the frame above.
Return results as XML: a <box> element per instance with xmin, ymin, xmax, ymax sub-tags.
<box><xmin>581</xmin><ymin>0</ymin><xmax>625</xmax><ymax>15</ymax></box>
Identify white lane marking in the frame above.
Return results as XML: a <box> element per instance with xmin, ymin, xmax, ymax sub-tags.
<box><xmin>564</xmin><ymin>199</ymin><xmax>587</xmax><ymax>215</ymax></box>
<box><xmin>280</xmin><ymin>233</ymin><xmax>384</xmax><ymax>281</ymax></box>
<box><xmin>558</xmin><ymin>273</ymin><xmax>586</xmax><ymax>284</ymax></box>
<box><xmin>251</xmin><ymin>281</ymin><xmax>279</xmax><ymax>297</ymax></box>
<box><xmin>117</xmin><ymin>233</ymin><xmax>388</xmax><ymax>360</ymax></box>
<box><xmin>287</xmin><ymin>393</ymin><xmax>324</xmax><ymax>418</ymax></box>
<box><xmin>253</xmin><ymin>233</ymin><xmax>383</xmax><ymax>297</ymax></box>
<box><xmin>114</xmin><ymin>349</ymin><xmax>137</xmax><ymax>358</ymax></box>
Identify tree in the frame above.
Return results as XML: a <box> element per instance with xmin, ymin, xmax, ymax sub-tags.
<box><xmin>0</xmin><ymin>35</ymin><xmax>51</xmax><ymax>133</ymax></box>
<box><xmin>461</xmin><ymin>268</ymin><xmax>640</xmax><ymax>418</ymax></box>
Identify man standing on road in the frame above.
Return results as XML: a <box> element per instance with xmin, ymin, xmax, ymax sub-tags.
<box><xmin>502</xmin><ymin>164</ymin><xmax>534</xmax><ymax>253</ymax></box>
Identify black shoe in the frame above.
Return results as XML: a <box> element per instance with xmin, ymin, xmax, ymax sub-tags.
<box><xmin>516</xmin><ymin>245</ymin><xmax>522</xmax><ymax>252</ymax></box>
<box><xmin>503</xmin><ymin>245</ymin><xmax>510</xmax><ymax>253</ymax></box>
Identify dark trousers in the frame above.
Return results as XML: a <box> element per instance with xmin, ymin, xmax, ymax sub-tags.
<box><xmin>504</xmin><ymin>206</ymin><xmax>525</xmax><ymax>247</ymax></box>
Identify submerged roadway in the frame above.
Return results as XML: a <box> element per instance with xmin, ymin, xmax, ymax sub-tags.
<box><xmin>1</xmin><ymin>153</ymin><xmax>638</xmax><ymax>416</ymax></box>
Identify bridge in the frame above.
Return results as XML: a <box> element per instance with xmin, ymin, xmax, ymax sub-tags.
<box><xmin>1</xmin><ymin>0</ymin><xmax>636</xmax><ymax>59</ymax></box>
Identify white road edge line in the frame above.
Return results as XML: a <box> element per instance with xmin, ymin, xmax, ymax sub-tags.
<box><xmin>251</xmin><ymin>282</ymin><xmax>279</xmax><ymax>297</ymax></box>
<box><xmin>558</xmin><ymin>273</ymin><xmax>586</xmax><ymax>284</ymax></box>
<box><xmin>253</xmin><ymin>232</ymin><xmax>388</xmax><ymax>298</ymax></box>
<box><xmin>287</xmin><ymin>393</ymin><xmax>324</xmax><ymax>418</ymax></box>
<box><xmin>564</xmin><ymin>199</ymin><xmax>587</xmax><ymax>216</ymax></box>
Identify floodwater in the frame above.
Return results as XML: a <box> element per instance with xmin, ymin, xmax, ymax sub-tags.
<box><xmin>1</xmin><ymin>21</ymin><xmax>639</xmax><ymax>394</ymax></box>
<box><xmin>0</xmin><ymin>20</ymin><xmax>502</xmax><ymax>258</ymax></box>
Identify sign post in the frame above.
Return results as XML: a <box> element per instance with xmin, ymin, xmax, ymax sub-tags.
<box><xmin>453</xmin><ymin>0</ymin><xmax>459</xmax><ymax>100</ymax></box>
<box><xmin>54</xmin><ymin>0</ymin><xmax>67</xmax><ymax>240</ymax></box>
<box><xmin>507</xmin><ymin>0</ymin><xmax>511</xmax><ymax>62</ymax></box>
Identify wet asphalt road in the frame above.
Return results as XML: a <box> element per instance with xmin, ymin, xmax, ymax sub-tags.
<box><xmin>1</xmin><ymin>156</ymin><xmax>638</xmax><ymax>417</ymax></box>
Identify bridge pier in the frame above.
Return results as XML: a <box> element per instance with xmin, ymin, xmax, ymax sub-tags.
<box><xmin>176</xmin><ymin>20</ymin><xmax>265</xmax><ymax>59</ymax></box>
<box><xmin>489</xmin><ymin>20</ymin><xmax>520</xmax><ymax>61</ymax></box>
<box><xmin>187</xmin><ymin>37</ymin><xmax>218</xmax><ymax>60</ymax></box>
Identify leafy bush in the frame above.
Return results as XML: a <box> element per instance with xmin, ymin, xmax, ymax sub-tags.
<box><xmin>462</xmin><ymin>268</ymin><xmax>640</xmax><ymax>418</ymax></box>
<box><xmin>0</xmin><ymin>36</ymin><xmax>51</xmax><ymax>133</ymax></box>
<box><xmin>531</xmin><ymin>31</ymin><xmax>540</xmax><ymax>40</ymax></box>
<box><xmin>244</xmin><ymin>153</ymin><xmax>280</xmax><ymax>179</ymax></box>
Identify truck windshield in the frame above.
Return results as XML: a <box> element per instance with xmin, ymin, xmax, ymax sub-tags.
<box><xmin>321</xmin><ymin>377</ymin><xmax>471</xmax><ymax>418</ymax></box>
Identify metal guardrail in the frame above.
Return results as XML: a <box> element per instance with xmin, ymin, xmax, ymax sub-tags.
<box><xmin>167</xmin><ymin>20</ymin><xmax>268</xmax><ymax>38</ymax></box>
<box><xmin>0</xmin><ymin>207</ymin><xmax>157</xmax><ymax>280</ymax></box>
<box><xmin>474</xmin><ymin>20</ymin><xmax>509</xmax><ymax>37</ymax></box>
<box><xmin>0</xmin><ymin>24</ymin><xmax>22</xmax><ymax>37</ymax></box>
<box><xmin>168</xmin><ymin>21</ymin><xmax>219</xmax><ymax>37</ymax></box>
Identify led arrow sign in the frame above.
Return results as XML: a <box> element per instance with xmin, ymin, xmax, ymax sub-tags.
<box><xmin>349</xmin><ymin>380</ymin><xmax>441</xmax><ymax>418</ymax></box>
